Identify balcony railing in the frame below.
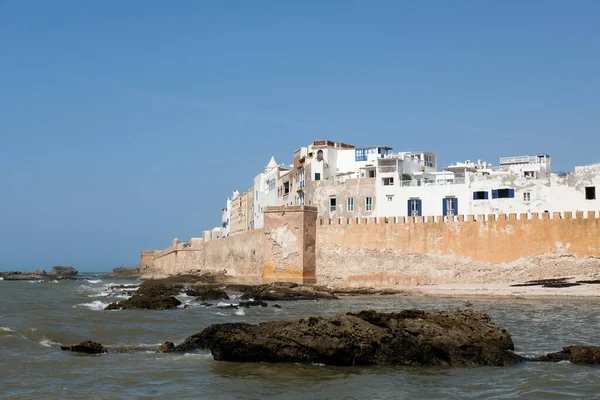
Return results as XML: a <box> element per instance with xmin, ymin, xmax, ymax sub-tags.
<box><xmin>400</xmin><ymin>178</ymin><xmax>466</xmax><ymax>187</ymax></box>
<box><xmin>378</xmin><ymin>166</ymin><xmax>397</xmax><ymax>173</ymax></box>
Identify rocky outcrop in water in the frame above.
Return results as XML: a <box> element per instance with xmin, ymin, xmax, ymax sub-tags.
<box><xmin>107</xmin><ymin>266</ymin><xmax>142</xmax><ymax>280</ymax></box>
<box><xmin>159</xmin><ymin>308</ymin><xmax>521</xmax><ymax>367</ymax></box>
<box><xmin>0</xmin><ymin>270</ymin><xmax>48</xmax><ymax>281</ymax></box>
<box><xmin>534</xmin><ymin>346</ymin><xmax>600</xmax><ymax>364</ymax></box>
<box><xmin>195</xmin><ymin>287</ymin><xmax>230</xmax><ymax>301</ymax></box>
<box><xmin>105</xmin><ymin>280</ymin><xmax>182</xmax><ymax>310</ymax></box>
<box><xmin>60</xmin><ymin>341</ymin><xmax>107</xmax><ymax>354</ymax></box>
<box><xmin>49</xmin><ymin>266</ymin><xmax>78</xmax><ymax>279</ymax></box>
<box><xmin>240</xmin><ymin>282</ymin><xmax>338</xmax><ymax>301</ymax></box>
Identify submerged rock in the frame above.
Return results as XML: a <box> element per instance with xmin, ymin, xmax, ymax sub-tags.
<box><xmin>240</xmin><ymin>282</ymin><xmax>338</xmax><ymax>301</ymax></box>
<box><xmin>534</xmin><ymin>346</ymin><xmax>600</xmax><ymax>364</ymax></box>
<box><xmin>163</xmin><ymin>308</ymin><xmax>521</xmax><ymax>367</ymax></box>
<box><xmin>60</xmin><ymin>341</ymin><xmax>106</xmax><ymax>354</ymax></box>
<box><xmin>238</xmin><ymin>300</ymin><xmax>268</xmax><ymax>308</ymax></box>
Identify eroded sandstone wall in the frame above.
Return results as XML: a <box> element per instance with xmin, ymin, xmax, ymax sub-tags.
<box><xmin>203</xmin><ymin>229</ymin><xmax>263</xmax><ymax>283</ymax></box>
<box><xmin>316</xmin><ymin>212</ymin><xmax>600</xmax><ymax>287</ymax></box>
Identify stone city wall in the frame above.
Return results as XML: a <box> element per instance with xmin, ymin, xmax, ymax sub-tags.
<box><xmin>142</xmin><ymin>209</ymin><xmax>600</xmax><ymax>287</ymax></box>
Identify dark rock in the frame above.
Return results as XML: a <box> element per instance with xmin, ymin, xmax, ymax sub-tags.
<box><xmin>240</xmin><ymin>282</ymin><xmax>338</xmax><ymax>301</ymax></box>
<box><xmin>105</xmin><ymin>294</ymin><xmax>182</xmax><ymax>310</ymax></box>
<box><xmin>238</xmin><ymin>300</ymin><xmax>268</xmax><ymax>308</ymax></box>
<box><xmin>172</xmin><ymin>308</ymin><xmax>521</xmax><ymax>367</ymax></box>
<box><xmin>107</xmin><ymin>266</ymin><xmax>142</xmax><ymax>280</ymax></box>
<box><xmin>272</xmin><ymin>304</ymin><xmax>282</xmax><ymax>308</ymax></box>
<box><xmin>157</xmin><ymin>342</ymin><xmax>176</xmax><ymax>353</ymax></box>
<box><xmin>510</xmin><ymin>278</ymin><xmax>581</xmax><ymax>288</ymax></box>
<box><xmin>215</xmin><ymin>303</ymin><xmax>238</xmax><ymax>309</ymax></box>
<box><xmin>60</xmin><ymin>341</ymin><xmax>106</xmax><ymax>354</ymax></box>
<box><xmin>200</xmin><ymin>302</ymin><xmax>214</xmax><ymax>307</ymax></box>
<box><xmin>535</xmin><ymin>346</ymin><xmax>600</xmax><ymax>364</ymax></box>
<box><xmin>137</xmin><ymin>280</ymin><xmax>183</xmax><ymax>297</ymax></box>
<box><xmin>0</xmin><ymin>270</ymin><xmax>48</xmax><ymax>281</ymax></box>
<box><xmin>196</xmin><ymin>287</ymin><xmax>230</xmax><ymax>301</ymax></box>
<box><xmin>49</xmin><ymin>266</ymin><xmax>78</xmax><ymax>278</ymax></box>
<box><xmin>224</xmin><ymin>284</ymin><xmax>254</xmax><ymax>293</ymax></box>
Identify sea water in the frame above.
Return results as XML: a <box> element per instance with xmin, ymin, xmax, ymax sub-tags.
<box><xmin>1</xmin><ymin>276</ymin><xmax>600</xmax><ymax>399</ymax></box>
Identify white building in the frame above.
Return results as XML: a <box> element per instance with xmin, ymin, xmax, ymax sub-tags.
<box><xmin>253</xmin><ymin>156</ymin><xmax>292</xmax><ymax>229</ymax></box>
<box><xmin>375</xmin><ymin>154</ymin><xmax>600</xmax><ymax>219</ymax></box>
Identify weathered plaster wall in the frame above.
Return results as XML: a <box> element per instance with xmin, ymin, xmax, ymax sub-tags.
<box><xmin>203</xmin><ymin>229</ymin><xmax>263</xmax><ymax>283</ymax></box>
<box><xmin>315</xmin><ymin>211</ymin><xmax>600</xmax><ymax>287</ymax></box>
<box><xmin>263</xmin><ymin>206</ymin><xmax>317</xmax><ymax>284</ymax></box>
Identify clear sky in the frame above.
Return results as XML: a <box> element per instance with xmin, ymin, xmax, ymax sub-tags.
<box><xmin>1</xmin><ymin>1</ymin><xmax>599</xmax><ymax>272</ymax></box>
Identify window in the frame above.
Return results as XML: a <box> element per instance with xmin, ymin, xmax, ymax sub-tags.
<box><xmin>355</xmin><ymin>148</ymin><xmax>367</xmax><ymax>161</ymax></box>
<box><xmin>473</xmin><ymin>191</ymin><xmax>488</xmax><ymax>200</ymax></box>
<box><xmin>386</xmin><ymin>195</ymin><xmax>393</xmax><ymax>202</ymax></box>
<box><xmin>586</xmin><ymin>187</ymin><xmax>596</xmax><ymax>200</ymax></box>
<box><xmin>383</xmin><ymin>177</ymin><xmax>394</xmax><ymax>186</ymax></box>
<box><xmin>443</xmin><ymin>197</ymin><xmax>458</xmax><ymax>216</ymax></box>
<box><xmin>329</xmin><ymin>197</ymin><xmax>337</xmax><ymax>212</ymax></box>
<box><xmin>492</xmin><ymin>188</ymin><xmax>515</xmax><ymax>199</ymax></box>
<box><xmin>368</xmin><ymin>170</ymin><xmax>376</xmax><ymax>178</ymax></box>
<box><xmin>524</xmin><ymin>171</ymin><xmax>535</xmax><ymax>179</ymax></box>
<box><xmin>365</xmin><ymin>196</ymin><xmax>373</xmax><ymax>212</ymax></box>
<box><xmin>523</xmin><ymin>192</ymin><xmax>531</xmax><ymax>202</ymax></box>
<box><xmin>284</xmin><ymin>182</ymin><xmax>290</xmax><ymax>196</ymax></box>
<box><xmin>408</xmin><ymin>199</ymin><xmax>422</xmax><ymax>216</ymax></box>
<box><xmin>314</xmin><ymin>173</ymin><xmax>321</xmax><ymax>181</ymax></box>
<box><xmin>347</xmin><ymin>197</ymin><xmax>354</xmax><ymax>212</ymax></box>
<box><xmin>299</xmin><ymin>192</ymin><xmax>305</xmax><ymax>206</ymax></box>
<box><xmin>299</xmin><ymin>167</ymin><xmax>305</xmax><ymax>188</ymax></box>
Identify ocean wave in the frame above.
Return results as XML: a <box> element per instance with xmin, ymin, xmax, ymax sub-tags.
<box><xmin>0</xmin><ymin>277</ymin><xmax>3</xmax><ymax>280</ymax></box>
<box><xmin>40</xmin><ymin>338</ymin><xmax>60</xmax><ymax>348</ymax></box>
<box><xmin>51</xmin><ymin>280</ymin><xmax>59</xmax><ymax>284</ymax></box>
<box><xmin>234</xmin><ymin>308</ymin><xmax>246</xmax><ymax>316</ymax></box>
<box><xmin>28</xmin><ymin>280</ymin><xmax>44</xmax><ymax>284</ymax></box>
<box><xmin>216</xmin><ymin>302</ymin><xmax>238</xmax><ymax>308</ymax></box>
<box><xmin>86</xmin><ymin>279</ymin><xmax>103</xmax><ymax>284</ymax></box>
<box><xmin>77</xmin><ymin>301</ymin><xmax>109</xmax><ymax>311</ymax></box>
<box><xmin>1</xmin><ymin>327</ymin><xmax>15</xmax><ymax>332</ymax></box>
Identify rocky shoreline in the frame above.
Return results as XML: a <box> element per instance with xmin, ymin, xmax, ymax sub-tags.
<box><xmin>60</xmin><ymin>307</ymin><xmax>600</xmax><ymax>367</ymax></box>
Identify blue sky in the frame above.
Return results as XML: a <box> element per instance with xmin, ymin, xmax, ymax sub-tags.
<box><xmin>1</xmin><ymin>1</ymin><xmax>599</xmax><ymax>271</ymax></box>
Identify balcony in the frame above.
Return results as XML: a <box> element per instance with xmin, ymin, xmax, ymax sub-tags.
<box><xmin>378</xmin><ymin>166</ymin><xmax>397</xmax><ymax>173</ymax></box>
<box><xmin>400</xmin><ymin>178</ymin><xmax>466</xmax><ymax>187</ymax></box>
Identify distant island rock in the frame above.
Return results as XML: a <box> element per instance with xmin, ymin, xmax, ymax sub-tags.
<box><xmin>1</xmin><ymin>267</ymin><xmax>78</xmax><ymax>281</ymax></box>
<box><xmin>49</xmin><ymin>266</ymin><xmax>78</xmax><ymax>279</ymax></box>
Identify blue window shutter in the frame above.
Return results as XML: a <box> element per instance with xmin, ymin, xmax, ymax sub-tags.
<box><xmin>407</xmin><ymin>199</ymin><xmax>412</xmax><ymax>216</ymax></box>
<box><xmin>508</xmin><ymin>189</ymin><xmax>515</xmax><ymax>198</ymax></box>
<box><xmin>443</xmin><ymin>198</ymin><xmax>448</xmax><ymax>216</ymax></box>
<box><xmin>417</xmin><ymin>199</ymin><xmax>422</xmax><ymax>216</ymax></box>
<box><xmin>455</xmin><ymin>197</ymin><xmax>459</xmax><ymax>215</ymax></box>
<box><xmin>484</xmin><ymin>191</ymin><xmax>489</xmax><ymax>200</ymax></box>
<box><xmin>473</xmin><ymin>192</ymin><xmax>477</xmax><ymax>200</ymax></box>
<box><xmin>492</xmin><ymin>190</ymin><xmax>498</xmax><ymax>199</ymax></box>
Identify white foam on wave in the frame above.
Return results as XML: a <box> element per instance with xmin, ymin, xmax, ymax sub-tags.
<box><xmin>1</xmin><ymin>327</ymin><xmax>15</xmax><ymax>332</ymax></box>
<box><xmin>40</xmin><ymin>338</ymin><xmax>59</xmax><ymax>348</ymax></box>
<box><xmin>0</xmin><ymin>277</ymin><xmax>4</xmax><ymax>280</ymax></box>
<box><xmin>52</xmin><ymin>280</ymin><xmax>59</xmax><ymax>284</ymax></box>
<box><xmin>28</xmin><ymin>280</ymin><xmax>44</xmax><ymax>284</ymax></box>
<box><xmin>234</xmin><ymin>308</ymin><xmax>246</xmax><ymax>316</ymax></box>
<box><xmin>216</xmin><ymin>302</ymin><xmax>237</xmax><ymax>308</ymax></box>
<box><xmin>86</xmin><ymin>279</ymin><xmax>103</xmax><ymax>284</ymax></box>
<box><xmin>77</xmin><ymin>300</ymin><xmax>110</xmax><ymax>311</ymax></box>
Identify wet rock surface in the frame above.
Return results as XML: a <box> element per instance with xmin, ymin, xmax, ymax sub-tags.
<box><xmin>240</xmin><ymin>282</ymin><xmax>338</xmax><ymax>301</ymax></box>
<box><xmin>107</xmin><ymin>266</ymin><xmax>142</xmax><ymax>280</ymax></box>
<box><xmin>105</xmin><ymin>280</ymin><xmax>182</xmax><ymax>310</ymax></box>
<box><xmin>160</xmin><ymin>308</ymin><xmax>522</xmax><ymax>367</ymax></box>
<box><xmin>238</xmin><ymin>300</ymin><xmax>268</xmax><ymax>308</ymax></box>
<box><xmin>533</xmin><ymin>346</ymin><xmax>600</xmax><ymax>364</ymax></box>
<box><xmin>60</xmin><ymin>341</ymin><xmax>107</xmax><ymax>354</ymax></box>
<box><xmin>195</xmin><ymin>287</ymin><xmax>230</xmax><ymax>301</ymax></box>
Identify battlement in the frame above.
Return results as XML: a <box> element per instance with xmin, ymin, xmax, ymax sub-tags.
<box><xmin>318</xmin><ymin>210</ymin><xmax>600</xmax><ymax>225</ymax></box>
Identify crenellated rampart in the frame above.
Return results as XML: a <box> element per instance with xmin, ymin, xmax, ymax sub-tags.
<box><xmin>141</xmin><ymin>209</ymin><xmax>600</xmax><ymax>287</ymax></box>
